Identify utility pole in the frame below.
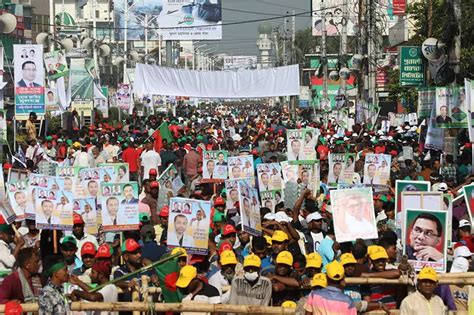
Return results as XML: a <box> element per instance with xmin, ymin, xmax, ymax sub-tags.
<box><xmin>166</xmin><ymin>41</ymin><xmax>173</xmax><ymax>67</ymax></box>
<box><xmin>283</xmin><ymin>16</ymin><xmax>287</xmax><ymax>66</ymax></box>
<box><xmin>367</xmin><ymin>0</ymin><xmax>377</xmax><ymax>117</ymax></box>
<box><xmin>321</xmin><ymin>0</ymin><xmax>328</xmax><ymax>119</ymax></box>
<box><xmin>291</xmin><ymin>10</ymin><xmax>295</xmax><ymax>64</ymax></box>
<box><xmin>340</xmin><ymin>0</ymin><xmax>348</xmax><ymax>94</ymax></box>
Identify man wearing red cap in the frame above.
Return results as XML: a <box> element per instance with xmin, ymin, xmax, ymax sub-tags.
<box><xmin>157</xmin><ymin>206</ymin><xmax>169</xmax><ymax>246</ymax></box>
<box><xmin>72</xmin><ymin>242</ymin><xmax>96</xmax><ymax>281</ymax></box>
<box><xmin>71</xmin><ymin>213</ymin><xmax>98</xmax><ymax>253</ymax></box>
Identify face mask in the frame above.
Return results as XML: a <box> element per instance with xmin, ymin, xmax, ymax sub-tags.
<box><xmin>244</xmin><ymin>271</ymin><xmax>259</xmax><ymax>282</ymax></box>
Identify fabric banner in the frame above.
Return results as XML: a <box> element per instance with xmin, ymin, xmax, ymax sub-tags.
<box><xmin>44</xmin><ymin>50</ymin><xmax>68</xmax><ymax>81</ymax></box>
<box><xmin>167</xmin><ymin>197</ymin><xmax>211</xmax><ymax>255</ymax></box>
<box><xmin>100</xmin><ymin>182</ymin><xmax>140</xmax><ymax>232</ymax></box>
<box><xmin>435</xmin><ymin>86</ymin><xmax>467</xmax><ymax>128</ymax></box>
<box><xmin>134</xmin><ymin>64</ymin><xmax>300</xmax><ymax>98</ymax></box>
<box><xmin>238</xmin><ymin>180</ymin><xmax>262</xmax><ymax>236</ymax></box>
<box><xmin>14</xmin><ymin>44</ymin><xmax>45</xmax><ymax>118</ymax></box>
<box><xmin>69</xmin><ymin>58</ymin><xmax>94</xmax><ymax>116</ymax></box>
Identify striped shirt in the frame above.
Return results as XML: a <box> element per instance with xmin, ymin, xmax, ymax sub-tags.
<box><xmin>304</xmin><ymin>286</ymin><xmax>357</xmax><ymax>315</ymax></box>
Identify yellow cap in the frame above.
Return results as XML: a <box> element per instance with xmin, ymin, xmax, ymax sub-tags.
<box><xmin>272</xmin><ymin>230</ymin><xmax>289</xmax><ymax>243</ymax></box>
<box><xmin>220</xmin><ymin>250</ymin><xmax>238</xmax><ymax>266</ymax></box>
<box><xmin>340</xmin><ymin>253</ymin><xmax>357</xmax><ymax>266</ymax></box>
<box><xmin>326</xmin><ymin>260</ymin><xmax>345</xmax><ymax>281</ymax></box>
<box><xmin>171</xmin><ymin>247</ymin><xmax>188</xmax><ymax>258</ymax></box>
<box><xmin>175</xmin><ymin>265</ymin><xmax>197</xmax><ymax>288</ymax></box>
<box><xmin>418</xmin><ymin>267</ymin><xmax>438</xmax><ymax>282</ymax></box>
<box><xmin>264</xmin><ymin>235</ymin><xmax>272</xmax><ymax>246</ymax></box>
<box><xmin>281</xmin><ymin>301</ymin><xmax>297</xmax><ymax>308</ymax></box>
<box><xmin>243</xmin><ymin>254</ymin><xmax>261</xmax><ymax>268</ymax></box>
<box><xmin>311</xmin><ymin>273</ymin><xmax>328</xmax><ymax>288</ymax></box>
<box><xmin>306</xmin><ymin>253</ymin><xmax>323</xmax><ymax>269</ymax></box>
<box><xmin>276</xmin><ymin>250</ymin><xmax>293</xmax><ymax>266</ymax></box>
<box><xmin>368</xmin><ymin>245</ymin><xmax>388</xmax><ymax>261</ymax></box>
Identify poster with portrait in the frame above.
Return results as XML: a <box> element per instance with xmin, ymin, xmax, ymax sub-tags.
<box><xmin>56</xmin><ymin>166</ymin><xmax>81</xmax><ymax>196</ymax></box>
<box><xmin>260</xmin><ymin>190</ymin><xmax>284</xmax><ymax>213</ymax></box>
<box><xmin>167</xmin><ymin>197</ymin><xmax>211</xmax><ymax>255</ymax></box>
<box><xmin>238</xmin><ymin>180</ymin><xmax>262</xmax><ymax>236</ymax></box>
<box><xmin>224</xmin><ymin>178</ymin><xmax>252</xmax><ymax>213</ymax></box>
<box><xmin>286</xmin><ymin>128</ymin><xmax>319</xmax><ymax>162</ymax></box>
<box><xmin>202</xmin><ymin>150</ymin><xmax>228</xmax><ymax>182</ymax></box>
<box><xmin>14</xmin><ymin>44</ymin><xmax>45</xmax><ymax>118</ymax></box>
<box><xmin>363</xmin><ymin>154</ymin><xmax>391</xmax><ymax>186</ymax></box>
<box><xmin>98</xmin><ymin>163</ymin><xmax>130</xmax><ymax>183</ymax></box>
<box><xmin>100</xmin><ymin>182</ymin><xmax>139</xmax><ymax>232</ymax></box>
<box><xmin>404</xmin><ymin>209</ymin><xmax>448</xmax><ymax>272</ymax></box>
<box><xmin>116</xmin><ymin>83</ymin><xmax>132</xmax><ymax>110</ymax></box>
<box><xmin>78</xmin><ymin>167</ymin><xmax>116</xmax><ymax>199</ymax></box>
<box><xmin>331</xmin><ymin>188</ymin><xmax>378</xmax><ymax>242</ymax></box>
<box><xmin>0</xmin><ymin>173</ymin><xmax>15</xmax><ymax>224</ymax></box>
<box><xmin>462</xmin><ymin>184</ymin><xmax>474</xmax><ymax>225</ymax></box>
<box><xmin>257</xmin><ymin>163</ymin><xmax>282</xmax><ymax>192</ymax></box>
<box><xmin>27</xmin><ymin>174</ymin><xmax>64</xmax><ymax>220</ymax></box>
<box><xmin>400</xmin><ymin>192</ymin><xmax>444</xmax><ymax>240</ymax></box>
<box><xmin>395</xmin><ymin>180</ymin><xmax>431</xmax><ymax>228</ymax></box>
<box><xmin>73</xmin><ymin>197</ymin><xmax>98</xmax><ymax>235</ymax></box>
<box><xmin>35</xmin><ymin>187</ymin><xmax>74</xmax><ymax>230</ymax></box>
<box><xmin>435</xmin><ymin>86</ymin><xmax>467</xmax><ymax>128</ymax></box>
<box><xmin>156</xmin><ymin>164</ymin><xmax>185</xmax><ymax>212</ymax></box>
<box><xmin>280</xmin><ymin>161</ymin><xmax>299</xmax><ymax>186</ymax></box>
<box><xmin>6</xmin><ymin>180</ymin><xmax>29</xmax><ymax>221</ymax></box>
<box><xmin>45</xmin><ymin>87</ymin><xmax>60</xmax><ymax>112</ymax></box>
<box><xmin>43</xmin><ymin>50</ymin><xmax>68</xmax><ymax>80</ymax></box>
<box><xmin>228</xmin><ymin>155</ymin><xmax>254</xmax><ymax>181</ymax></box>
<box><xmin>328</xmin><ymin>153</ymin><xmax>356</xmax><ymax>187</ymax></box>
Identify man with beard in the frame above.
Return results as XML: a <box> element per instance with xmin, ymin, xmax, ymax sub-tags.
<box><xmin>158</xmin><ymin>206</ymin><xmax>169</xmax><ymax>246</ymax></box>
<box><xmin>208</xmin><ymin>250</ymin><xmax>238</xmax><ymax>304</ymax></box>
<box><xmin>60</xmin><ymin>236</ymin><xmax>82</xmax><ymax>272</ymax></box>
<box><xmin>113</xmin><ymin>239</ymin><xmax>144</xmax><ymax>315</ymax></box>
<box><xmin>71</xmin><ymin>213</ymin><xmax>98</xmax><ymax>253</ymax></box>
<box><xmin>0</xmin><ymin>247</ymin><xmax>41</xmax><ymax>303</ymax></box>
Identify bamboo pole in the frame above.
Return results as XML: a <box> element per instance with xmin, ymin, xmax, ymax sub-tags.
<box><xmin>131</xmin><ymin>291</ymin><xmax>140</xmax><ymax>315</ymax></box>
<box><xmin>0</xmin><ymin>303</ymin><xmax>297</xmax><ymax>314</ymax></box>
<box><xmin>345</xmin><ymin>276</ymin><xmax>474</xmax><ymax>285</ymax></box>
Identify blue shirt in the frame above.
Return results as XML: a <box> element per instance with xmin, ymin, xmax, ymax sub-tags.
<box><xmin>318</xmin><ymin>235</ymin><xmax>335</xmax><ymax>271</ymax></box>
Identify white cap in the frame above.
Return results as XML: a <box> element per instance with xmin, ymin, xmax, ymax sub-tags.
<box><xmin>274</xmin><ymin>211</ymin><xmax>291</xmax><ymax>223</ymax></box>
<box><xmin>450</xmin><ymin>257</ymin><xmax>470</xmax><ymax>273</ymax></box>
<box><xmin>232</xmin><ymin>134</ymin><xmax>242</xmax><ymax>141</ymax></box>
<box><xmin>453</xmin><ymin>245</ymin><xmax>473</xmax><ymax>259</ymax></box>
<box><xmin>438</xmin><ymin>183</ymin><xmax>448</xmax><ymax>192</ymax></box>
<box><xmin>263</xmin><ymin>213</ymin><xmax>275</xmax><ymax>221</ymax></box>
<box><xmin>306</xmin><ymin>212</ymin><xmax>323</xmax><ymax>223</ymax></box>
<box><xmin>459</xmin><ymin>219</ymin><xmax>471</xmax><ymax>228</ymax></box>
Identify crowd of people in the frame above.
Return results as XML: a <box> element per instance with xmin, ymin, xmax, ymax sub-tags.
<box><xmin>0</xmin><ymin>103</ymin><xmax>473</xmax><ymax>315</ymax></box>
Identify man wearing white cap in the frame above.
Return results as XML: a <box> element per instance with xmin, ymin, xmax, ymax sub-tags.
<box><xmin>304</xmin><ymin>212</ymin><xmax>325</xmax><ymax>253</ymax></box>
<box><xmin>449</xmin><ymin>256</ymin><xmax>470</xmax><ymax>311</ymax></box>
<box><xmin>457</xmin><ymin>219</ymin><xmax>474</xmax><ymax>253</ymax></box>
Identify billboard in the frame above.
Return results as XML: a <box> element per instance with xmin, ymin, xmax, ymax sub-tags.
<box><xmin>14</xmin><ymin>44</ymin><xmax>45</xmax><ymax>118</ymax></box>
<box><xmin>311</xmin><ymin>0</ymin><xmax>357</xmax><ymax>36</ymax></box>
<box><xmin>223</xmin><ymin>56</ymin><xmax>257</xmax><ymax>71</ymax></box>
<box><xmin>114</xmin><ymin>0</ymin><xmax>222</xmax><ymax>41</ymax></box>
<box><xmin>69</xmin><ymin>58</ymin><xmax>94</xmax><ymax>116</ymax></box>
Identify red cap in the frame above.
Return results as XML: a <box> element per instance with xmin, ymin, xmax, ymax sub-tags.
<box><xmin>214</xmin><ymin>196</ymin><xmax>225</xmax><ymax>206</ymax></box>
<box><xmin>95</xmin><ymin>244</ymin><xmax>112</xmax><ymax>258</ymax></box>
<box><xmin>150</xmin><ymin>181</ymin><xmax>159</xmax><ymax>189</ymax></box>
<box><xmin>122</xmin><ymin>238</ymin><xmax>141</xmax><ymax>253</ymax></box>
<box><xmin>81</xmin><ymin>241</ymin><xmax>97</xmax><ymax>257</ymax></box>
<box><xmin>73</xmin><ymin>213</ymin><xmax>85</xmax><ymax>225</ymax></box>
<box><xmin>218</xmin><ymin>241</ymin><xmax>233</xmax><ymax>255</ymax></box>
<box><xmin>222</xmin><ymin>224</ymin><xmax>237</xmax><ymax>236</ymax></box>
<box><xmin>159</xmin><ymin>205</ymin><xmax>169</xmax><ymax>217</ymax></box>
<box><xmin>4</xmin><ymin>301</ymin><xmax>22</xmax><ymax>315</ymax></box>
<box><xmin>149</xmin><ymin>168</ymin><xmax>158</xmax><ymax>175</ymax></box>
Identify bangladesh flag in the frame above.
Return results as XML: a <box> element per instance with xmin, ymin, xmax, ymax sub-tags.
<box><xmin>153</xmin><ymin>255</ymin><xmax>182</xmax><ymax>303</ymax></box>
<box><xmin>153</xmin><ymin>122</ymin><xmax>174</xmax><ymax>152</ymax></box>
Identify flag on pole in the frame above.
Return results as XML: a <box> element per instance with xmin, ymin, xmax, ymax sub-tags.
<box><xmin>153</xmin><ymin>122</ymin><xmax>174</xmax><ymax>152</ymax></box>
<box><xmin>153</xmin><ymin>256</ymin><xmax>182</xmax><ymax>303</ymax></box>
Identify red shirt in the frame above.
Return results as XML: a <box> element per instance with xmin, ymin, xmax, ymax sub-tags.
<box><xmin>0</xmin><ymin>271</ymin><xmax>34</xmax><ymax>303</ymax></box>
<box><xmin>122</xmin><ymin>147</ymin><xmax>140</xmax><ymax>172</ymax></box>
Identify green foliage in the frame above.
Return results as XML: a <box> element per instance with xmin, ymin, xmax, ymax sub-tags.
<box><xmin>387</xmin><ymin>69</ymin><xmax>418</xmax><ymax>111</ymax></box>
<box><xmin>294</xmin><ymin>28</ymin><xmax>318</xmax><ymax>65</ymax></box>
<box><xmin>46</xmin><ymin>114</ymin><xmax>62</xmax><ymax>134</ymax></box>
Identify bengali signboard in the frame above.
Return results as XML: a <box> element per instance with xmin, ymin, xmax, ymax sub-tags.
<box><xmin>399</xmin><ymin>46</ymin><xmax>425</xmax><ymax>86</ymax></box>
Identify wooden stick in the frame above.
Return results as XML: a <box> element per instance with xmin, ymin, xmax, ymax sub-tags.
<box><xmin>345</xmin><ymin>276</ymin><xmax>474</xmax><ymax>285</ymax></box>
<box><xmin>53</xmin><ymin>229</ymin><xmax>57</xmax><ymax>254</ymax></box>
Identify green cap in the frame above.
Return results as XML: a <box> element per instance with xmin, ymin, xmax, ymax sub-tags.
<box><xmin>139</xmin><ymin>213</ymin><xmax>150</xmax><ymax>222</ymax></box>
<box><xmin>61</xmin><ymin>235</ymin><xmax>77</xmax><ymax>246</ymax></box>
<box><xmin>66</xmin><ymin>139</ymin><xmax>73</xmax><ymax>145</ymax></box>
<box><xmin>0</xmin><ymin>224</ymin><xmax>12</xmax><ymax>233</ymax></box>
<box><xmin>213</xmin><ymin>212</ymin><xmax>226</xmax><ymax>223</ymax></box>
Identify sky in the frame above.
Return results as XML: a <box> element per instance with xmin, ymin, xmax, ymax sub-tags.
<box><xmin>208</xmin><ymin>0</ymin><xmax>312</xmax><ymax>56</ymax></box>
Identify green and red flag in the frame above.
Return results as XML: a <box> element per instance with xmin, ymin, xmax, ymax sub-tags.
<box><xmin>153</xmin><ymin>255</ymin><xmax>182</xmax><ymax>303</ymax></box>
<box><xmin>153</xmin><ymin>122</ymin><xmax>174</xmax><ymax>152</ymax></box>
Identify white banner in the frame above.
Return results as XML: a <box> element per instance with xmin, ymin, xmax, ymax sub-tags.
<box><xmin>223</xmin><ymin>56</ymin><xmax>257</xmax><ymax>71</ymax></box>
<box><xmin>134</xmin><ymin>64</ymin><xmax>300</xmax><ymax>98</ymax></box>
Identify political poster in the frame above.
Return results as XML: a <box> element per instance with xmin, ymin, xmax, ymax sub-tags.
<box><xmin>417</xmin><ymin>87</ymin><xmax>436</xmax><ymax>119</ymax></box>
<box><xmin>331</xmin><ymin>188</ymin><xmax>378</xmax><ymax>242</ymax></box>
<box><xmin>43</xmin><ymin>50</ymin><xmax>68</xmax><ymax>80</ymax></box>
<box><xmin>73</xmin><ymin>198</ymin><xmax>98</xmax><ymax>235</ymax></box>
<box><xmin>363</xmin><ymin>154</ymin><xmax>391</xmax><ymax>186</ymax></box>
<box><xmin>228</xmin><ymin>155</ymin><xmax>254</xmax><ymax>180</ymax></box>
<box><xmin>167</xmin><ymin>197</ymin><xmax>211</xmax><ymax>255</ymax></box>
<box><xmin>466</xmin><ymin>79</ymin><xmax>474</xmax><ymax>142</ymax></box>
<box><xmin>56</xmin><ymin>166</ymin><xmax>81</xmax><ymax>197</ymax></box>
<box><xmin>404</xmin><ymin>208</ymin><xmax>447</xmax><ymax>272</ymax></box>
<box><xmin>223</xmin><ymin>56</ymin><xmax>258</xmax><ymax>71</ymax></box>
<box><xmin>238</xmin><ymin>180</ymin><xmax>262</xmax><ymax>236</ymax></box>
<box><xmin>257</xmin><ymin>163</ymin><xmax>282</xmax><ymax>192</ymax></box>
<box><xmin>78</xmin><ymin>167</ymin><xmax>116</xmax><ymax>199</ymax></box>
<box><xmin>14</xmin><ymin>44</ymin><xmax>45</xmax><ymax>118</ymax></box>
<box><xmin>45</xmin><ymin>87</ymin><xmax>60</xmax><ymax>112</ymax></box>
<box><xmin>35</xmin><ymin>187</ymin><xmax>74</xmax><ymax>230</ymax></box>
<box><xmin>280</xmin><ymin>161</ymin><xmax>299</xmax><ymax>186</ymax></box>
<box><xmin>69</xmin><ymin>58</ymin><xmax>94</xmax><ymax>116</ymax></box>
<box><xmin>27</xmin><ymin>174</ymin><xmax>66</xmax><ymax>219</ymax></box>
<box><xmin>443</xmin><ymin>193</ymin><xmax>453</xmax><ymax>247</ymax></box>
<box><xmin>6</xmin><ymin>180</ymin><xmax>29</xmax><ymax>221</ymax></box>
<box><xmin>116</xmin><ymin>83</ymin><xmax>132</xmax><ymax>110</ymax></box>
<box><xmin>224</xmin><ymin>178</ymin><xmax>251</xmax><ymax>213</ymax></box>
<box><xmin>0</xmin><ymin>165</ymin><xmax>15</xmax><ymax>224</ymax></box>
<box><xmin>463</xmin><ymin>184</ymin><xmax>474</xmax><ymax>224</ymax></box>
<box><xmin>0</xmin><ymin>110</ymin><xmax>6</xmax><ymax>144</ymax></box>
<box><xmin>157</xmin><ymin>164</ymin><xmax>185</xmax><ymax>211</ymax></box>
<box><xmin>98</xmin><ymin>163</ymin><xmax>130</xmax><ymax>183</ymax></box>
<box><xmin>312</xmin><ymin>0</ymin><xmax>357</xmax><ymax>36</ymax></box>
<box><xmin>328</xmin><ymin>153</ymin><xmax>356</xmax><ymax>187</ymax></box>
<box><xmin>114</xmin><ymin>0</ymin><xmax>222</xmax><ymax>41</ymax></box>
<box><xmin>435</xmin><ymin>86</ymin><xmax>467</xmax><ymax>128</ymax></box>
<box><xmin>260</xmin><ymin>190</ymin><xmax>284</xmax><ymax>213</ymax></box>
<box><xmin>100</xmin><ymin>182</ymin><xmax>139</xmax><ymax>232</ymax></box>
<box><xmin>202</xmin><ymin>150</ymin><xmax>228</xmax><ymax>182</ymax></box>
<box><xmin>395</xmin><ymin>180</ymin><xmax>431</xmax><ymax>228</ymax></box>
<box><xmin>286</xmin><ymin>128</ymin><xmax>319</xmax><ymax>162</ymax></box>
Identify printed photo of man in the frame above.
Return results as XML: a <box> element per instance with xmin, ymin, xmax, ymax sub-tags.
<box><xmin>168</xmin><ymin>214</ymin><xmax>194</xmax><ymax>247</ymax></box>
<box><xmin>102</xmin><ymin>196</ymin><xmax>123</xmax><ymax>226</ymax></box>
<box><xmin>406</xmin><ymin>213</ymin><xmax>444</xmax><ymax>262</ymax></box>
<box><xmin>17</xmin><ymin>61</ymin><xmax>41</xmax><ymax>87</ymax></box>
<box><xmin>36</xmin><ymin>199</ymin><xmax>61</xmax><ymax>225</ymax></box>
<box><xmin>121</xmin><ymin>184</ymin><xmax>138</xmax><ymax>204</ymax></box>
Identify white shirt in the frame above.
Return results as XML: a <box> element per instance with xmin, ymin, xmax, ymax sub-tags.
<box><xmin>208</xmin><ymin>271</ymin><xmax>231</xmax><ymax>304</ymax></box>
<box><xmin>74</xmin><ymin>151</ymin><xmax>90</xmax><ymax>167</ymax></box>
<box><xmin>88</xmin><ymin>284</ymin><xmax>118</xmax><ymax>315</ymax></box>
<box><xmin>0</xmin><ymin>240</ymin><xmax>15</xmax><ymax>271</ymax></box>
<box><xmin>141</xmin><ymin>150</ymin><xmax>162</xmax><ymax>180</ymax></box>
<box><xmin>309</xmin><ymin>231</ymin><xmax>324</xmax><ymax>252</ymax></box>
